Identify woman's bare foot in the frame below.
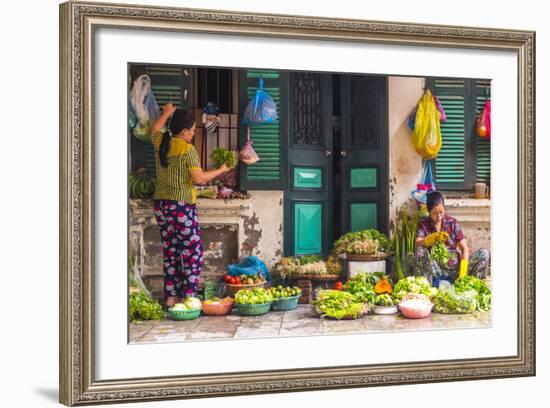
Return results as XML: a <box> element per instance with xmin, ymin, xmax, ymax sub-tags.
<box><xmin>165</xmin><ymin>296</ymin><xmax>177</xmax><ymax>308</ymax></box>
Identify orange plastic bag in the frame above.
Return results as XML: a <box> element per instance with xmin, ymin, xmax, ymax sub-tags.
<box><xmin>412</xmin><ymin>90</ymin><xmax>442</xmax><ymax>160</ymax></box>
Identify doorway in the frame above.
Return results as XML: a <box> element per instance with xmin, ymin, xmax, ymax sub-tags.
<box><xmin>284</xmin><ymin>73</ymin><xmax>389</xmax><ymax>257</ymax></box>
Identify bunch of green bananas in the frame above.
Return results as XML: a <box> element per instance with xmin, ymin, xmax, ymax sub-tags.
<box><xmin>129</xmin><ymin>168</ymin><xmax>156</xmax><ymax>198</ymax></box>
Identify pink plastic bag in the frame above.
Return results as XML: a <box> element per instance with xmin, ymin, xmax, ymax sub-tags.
<box><xmin>239</xmin><ymin>127</ymin><xmax>260</xmax><ymax>165</ymax></box>
<box><xmin>476</xmin><ymin>100</ymin><xmax>491</xmax><ymax>139</ymax></box>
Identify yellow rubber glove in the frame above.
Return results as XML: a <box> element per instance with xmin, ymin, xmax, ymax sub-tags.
<box><xmin>459</xmin><ymin>259</ymin><xmax>469</xmax><ymax>278</ymax></box>
<box><xmin>424</xmin><ymin>232</ymin><xmax>441</xmax><ymax>247</ymax></box>
<box><xmin>439</xmin><ymin>232</ymin><xmax>450</xmax><ymax>242</ymax></box>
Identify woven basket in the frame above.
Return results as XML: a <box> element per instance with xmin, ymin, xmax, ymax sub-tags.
<box><xmin>168</xmin><ymin>308</ymin><xmax>201</xmax><ymax>321</ymax></box>
<box><xmin>235</xmin><ymin>302</ymin><xmax>272</xmax><ymax>316</ymax></box>
<box><xmin>201</xmin><ymin>300</ymin><xmax>234</xmax><ymax>316</ymax></box>
<box><xmin>270</xmin><ymin>295</ymin><xmax>300</xmax><ymax>311</ymax></box>
<box><xmin>346</xmin><ymin>253</ymin><xmax>389</xmax><ymax>262</ymax></box>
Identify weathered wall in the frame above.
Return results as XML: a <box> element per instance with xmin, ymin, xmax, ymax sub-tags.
<box><xmin>387</xmin><ymin>76</ymin><xmax>491</xmax><ymax>254</ymax></box>
<box><xmin>388</xmin><ymin>76</ymin><xmax>424</xmax><ymax>230</ymax></box>
<box><xmin>129</xmin><ymin>191</ymin><xmax>283</xmax><ymax>299</ymax></box>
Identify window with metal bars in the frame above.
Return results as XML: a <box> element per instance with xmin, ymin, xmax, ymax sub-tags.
<box><xmin>128</xmin><ymin>64</ymin><xmax>236</xmax><ymax>175</ymax></box>
<box><xmin>425</xmin><ymin>77</ymin><xmax>491</xmax><ymax>192</ymax></box>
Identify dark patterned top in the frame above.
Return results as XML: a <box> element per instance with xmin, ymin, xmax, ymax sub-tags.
<box><xmin>416</xmin><ymin>214</ymin><xmax>465</xmax><ymax>268</ymax></box>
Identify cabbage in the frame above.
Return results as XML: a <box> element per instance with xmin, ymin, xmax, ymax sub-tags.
<box><xmin>171</xmin><ymin>303</ymin><xmax>188</xmax><ymax>311</ymax></box>
<box><xmin>183</xmin><ymin>297</ymin><xmax>202</xmax><ymax>310</ymax></box>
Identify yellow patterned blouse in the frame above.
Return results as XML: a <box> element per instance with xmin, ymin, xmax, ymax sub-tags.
<box><xmin>151</xmin><ymin>131</ymin><xmax>202</xmax><ymax>204</ymax></box>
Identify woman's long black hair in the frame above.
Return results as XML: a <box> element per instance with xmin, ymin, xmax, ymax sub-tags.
<box><xmin>426</xmin><ymin>191</ymin><xmax>445</xmax><ymax>212</ymax></box>
<box><xmin>159</xmin><ymin>108</ymin><xmax>195</xmax><ymax>168</ymax></box>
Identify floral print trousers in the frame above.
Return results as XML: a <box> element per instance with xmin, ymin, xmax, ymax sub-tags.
<box><xmin>415</xmin><ymin>246</ymin><xmax>490</xmax><ymax>284</ymax></box>
<box><xmin>154</xmin><ymin>200</ymin><xmax>204</xmax><ymax>298</ymax></box>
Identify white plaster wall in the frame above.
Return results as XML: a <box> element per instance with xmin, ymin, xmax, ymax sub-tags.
<box><xmin>388</xmin><ymin>76</ymin><xmax>425</xmax><ymax>232</ymax></box>
<box><xmin>247</xmin><ymin>190</ymin><xmax>284</xmax><ymax>269</ymax></box>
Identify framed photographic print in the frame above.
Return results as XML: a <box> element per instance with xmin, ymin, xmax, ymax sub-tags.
<box><xmin>59</xmin><ymin>1</ymin><xmax>535</xmax><ymax>405</ymax></box>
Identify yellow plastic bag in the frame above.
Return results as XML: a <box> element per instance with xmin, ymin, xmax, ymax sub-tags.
<box><xmin>412</xmin><ymin>90</ymin><xmax>442</xmax><ymax>160</ymax></box>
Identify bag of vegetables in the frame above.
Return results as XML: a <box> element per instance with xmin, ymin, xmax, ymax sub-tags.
<box><xmin>433</xmin><ymin>286</ymin><xmax>477</xmax><ymax>314</ymax></box>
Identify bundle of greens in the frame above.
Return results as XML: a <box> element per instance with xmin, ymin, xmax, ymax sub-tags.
<box><xmin>325</xmin><ymin>253</ymin><xmax>343</xmax><ymax>275</ymax></box>
<box><xmin>342</xmin><ymin>272</ymin><xmax>377</xmax><ymax>304</ymax></box>
<box><xmin>297</xmin><ymin>255</ymin><xmax>323</xmax><ymax>265</ymax></box>
<box><xmin>129</xmin><ymin>292</ymin><xmax>166</xmax><ymax>322</ymax></box>
<box><xmin>454</xmin><ymin>276</ymin><xmax>492</xmax><ymax>311</ymax></box>
<box><xmin>313</xmin><ymin>290</ymin><xmax>364</xmax><ymax>320</ymax></box>
<box><xmin>433</xmin><ymin>288</ymin><xmax>477</xmax><ymax>314</ymax></box>
<box><xmin>393</xmin><ymin>276</ymin><xmax>434</xmax><ymax>301</ymax></box>
<box><xmin>211</xmin><ymin>147</ymin><xmax>237</xmax><ymax>168</ymax></box>
<box><xmin>374</xmin><ymin>293</ymin><xmax>397</xmax><ymax>306</ymax></box>
<box><xmin>429</xmin><ymin>241</ymin><xmax>456</xmax><ymax>267</ymax></box>
<box><xmin>273</xmin><ymin>256</ymin><xmax>327</xmax><ymax>279</ymax></box>
<box><xmin>333</xmin><ymin>229</ymin><xmax>390</xmax><ymax>256</ymax></box>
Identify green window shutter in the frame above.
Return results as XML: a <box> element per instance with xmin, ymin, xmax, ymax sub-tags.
<box><xmin>432</xmin><ymin>79</ymin><xmax>467</xmax><ymax>186</ymax></box>
<box><xmin>146</xmin><ymin>65</ymin><xmax>190</xmax><ymax>108</ymax></box>
<box><xmin>239</xmin><ymin>70</ymin><xmax>287</xmax><ymax>190</ymax></box>
<box><xmin>140</xmin><ymin>65</ymin><xmax>192</xmax><ymax>178</ymax></box>
<box><xmin>475</xmin><ymin>80</ymin><xmax>491</xmax><ymax>183</ymax></box>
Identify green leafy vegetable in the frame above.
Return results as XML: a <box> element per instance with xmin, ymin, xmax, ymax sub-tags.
<box><xmin>297</xmin><ymin>255</ymin><xmax>323</xmax><ymax>265</ymax></box>
<box><xmin>313</xmin><ymin>290</ymin><xmax>364</xmax><ymax>320</ymax></box>
<box><xmin>429</xmin><ymin>241</ymin><xmax>455</xmax><ymax>267</ymax></box>
<box><xmin>393</xmin><ymin>276</ymin><xmax>434</xmax><ymax>301</ymax></box>
<box><xmin>433</xmin><ymin>289</ymin><xmax>477</xmax><ymax>314</ymax></box>
<box><xmin>129</xmin><ymin>292</ymin><xmax>166</xmax><ymax>322</ymax></box>
<box><xmin>211</xmin><ymin>147</ymin><xmax>236</xmax><ymax>168</ymax></box>
<box><xmin>342</xmin><ymin>273</ymin><xmax>377</xmax><ymax>304</ymax></box>
<box><xmin>333</xmin><ymin>229</ymin><xmax>390</xmax><ymax>255</ymax></box>
<box><xmin>454</xmin><ymin>276</ymin><xmax>492</xmax><ymax>311</ymax></box>
<box><xmin>374</xmin><ymin>294</ymin><xmax>396</xmax><ymax>306</ymax></box>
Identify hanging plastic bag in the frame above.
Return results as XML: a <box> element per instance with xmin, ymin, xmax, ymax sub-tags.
<box><xmin>412</xmin><ymin>89</ymin><xmax>442</xmax><ymax>160</ymax></box>
<box><xmin>476</xmin><ymin>99</ymin><xmax>491</xmax><ymax>139</ymax></box>
<box><xmin>411</xmin><ymin>161</ymin><xmax>436</xmax><ymax>217</ymax></box>
<box><xmin>227</xmin><ymin>256</ymin><xmax>271</xmax><ymax>282</ymax></box>
<box><xmin>239</xmin><ymin>127</ymin><xmax>260</xmax><ymax>165</ymax></box>
<box><xmin>242</xmin><ymin>78</ymin><xmax>278</xmax><ymax>125</ymax></box>
<box><xmin>129</xmin><ymin>74</ymin><xmax>160</xmax><ymax>144</ymax></box>
<box><xmin>433</xmin><ymin>94</ymin><xmax>447</xmax><ymax>122</ymax></box>
<box><xmin>407</xmin><ymin>92</ymin><xmax>446</xmax><ymax>129</ymax></box>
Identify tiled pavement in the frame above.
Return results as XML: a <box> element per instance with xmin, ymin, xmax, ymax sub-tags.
<box><xmin>129</xmin><ymin>305</ymin><xmax>491</xmax><ymax>344</ymax></box>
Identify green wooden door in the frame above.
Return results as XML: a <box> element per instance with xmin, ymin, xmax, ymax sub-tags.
<box><xmin>284</xmin><ymin>73</ymin><xmax>334</xmax><ymax>256</ymax></box>
<box><xmin>339</xmin><ymin>75</ymin><xmax>389</xmax><ymax>235</ymax></box>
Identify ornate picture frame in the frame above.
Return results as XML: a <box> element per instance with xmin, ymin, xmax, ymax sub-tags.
<box><xmin>59</xmin><ymin>1</ymin><xmax>535</xmax><ymax>405</ymax></box>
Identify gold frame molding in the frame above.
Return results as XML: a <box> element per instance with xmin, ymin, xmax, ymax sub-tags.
<box><xmin>59</xmin><ymin>1</ymin><xmax>536</xmax><ymax>405</ymax></box>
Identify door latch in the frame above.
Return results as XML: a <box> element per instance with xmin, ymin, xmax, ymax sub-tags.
<box><xmin>341</xmin><ymin>150</ymin><xmax>347</xmax><ymax>157</ymax></box>
<box><xmin>326</xmin><ymin>150</ymin><xmax>332</xmax><ymax>157</ymax></box>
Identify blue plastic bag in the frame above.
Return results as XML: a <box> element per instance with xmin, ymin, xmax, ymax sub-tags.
<box><xmin>227</xmin><ymin>256</ymin><xmax>271</xmax><ymax>282</ymax></box>
<box><xmin>411</xmin><ymin>161</ymin><xmax>437</xmax><ymax>216</ymax></box>
<box><xmin>242</xmin><ymin>78</ymin><xmax>278</xmax><ymax>125</ymax></box>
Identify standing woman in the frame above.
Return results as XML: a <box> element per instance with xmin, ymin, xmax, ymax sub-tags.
<box><xmin>415</xmin><ymin>191</ymin><xmax>490</xmax><ymax>285</ymax></box>
<box><xmin>150</xmin><ymin>104</ymin><xmax>230</xmax><ymax>308</ymax></box>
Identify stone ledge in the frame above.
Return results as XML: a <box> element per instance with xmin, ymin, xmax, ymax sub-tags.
<box><xmin>444</xmin><ymin>198</ymin><xmax>491</xmax><ymax>208</ymax></box>
<box><xmin>130</xmin><ymin>197</ymin><xmax>252</xmax><ymax>218</ymax></box>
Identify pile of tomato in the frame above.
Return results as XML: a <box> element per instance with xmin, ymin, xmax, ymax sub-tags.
<box><xmin>223</xmin><ymin>273</ymin><xmax>266</xmax><ymax>285</ymax></box>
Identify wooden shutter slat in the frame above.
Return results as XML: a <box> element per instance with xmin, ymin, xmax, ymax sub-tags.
<box><xmin>433</xmin><ymin>86</ymin><xmax>466</xmax><ymax>184</ymax></box>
